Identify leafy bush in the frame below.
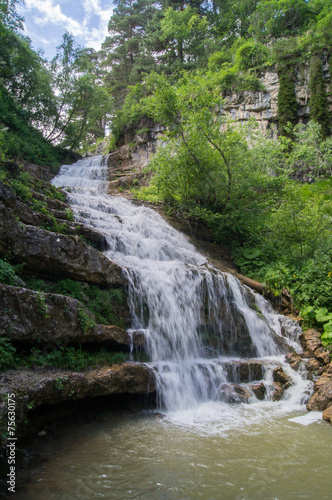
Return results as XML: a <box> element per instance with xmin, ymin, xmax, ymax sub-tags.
<box><xmin>0</xmin><ymin>259</ymin><xmax>17</xmax><ymax>285</ymax></box>
<box><xmin>20</xmin><ymin>346</ymin><xmax>126</xmax><ymax>371</ymax></box>
<box><xmin>0</xmin><ymin>337</ymin><xmax>16</xmax><ymax>371</ymax></box>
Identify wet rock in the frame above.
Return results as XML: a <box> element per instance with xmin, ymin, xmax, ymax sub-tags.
<box><xmin>250</xmin><ymin>382</ymin><xmax>266</xmax><ymax>401</ymax></box>
<box><xmin>285</xmin><ymin>353</ymin><xmax>302</xmax><ymax>371</ymax></box>
<box><xmin>217</xmin><ymin>383</ymin><xmax>251</xmax><ymax>404</ymax></box>
<box><xmin>272</xmin><ymin>367</ymin><xmax>292</xmax><ymax>386</ymax></box>
<box><xmin>0</xmin><ymin>364</ymin><xmax>156</xmax><ymax>441</ymax></box>
<box><xmin>272</xmin><ymin>382</ymin><xmax>285</xmax><ymax>401</ymax></box>
<box><xmin>0</xmin><ymin>284</ymin><xmax>134</xmax><ymax>346</ymax></box>
<box><xmin>322</xmin><ymin>405</ymin><xmax>332</xmax><ymax>424</ymax></box>
<box><xmin>0</xmin><ymin>207</ymin><xmax>124</xmax><ymax>285</ymax></box>
<box><xmin>299</xmin><ymin>329</ymin><xmax>322</xmax><ymax>357</ymax></box>
<box><xmin>307</xmin><ymin>363</ymin><xmax>332</xmax><ymax>411</ymax></box>
<box><xmin>222</xmin><ymin>360</ymin><xmax>265</xmax><ymax>383</ymax></box>
<box><xmin>154</xmin><ymin>412</ymin><xmax>166</xmax><ymax>420</ymax></box>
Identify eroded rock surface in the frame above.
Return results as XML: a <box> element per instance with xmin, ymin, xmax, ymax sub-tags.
<box><xmin>0</xmin><ymin>283</ymin><xmax>139</xmax><ymax>347</ymax></box>
<box><xmin>0</xmin><ymin>203</ymin><xmax>124</xmax><ymax>285</ymax></box>
<box><xmin>0</xmin><ymin>364</ymin><xmax>155</xmax><ymax>441</ymax></box>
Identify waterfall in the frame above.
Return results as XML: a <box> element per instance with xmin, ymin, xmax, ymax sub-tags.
<box><xmin>53</xmin><ymin>156</ymin><xmax>312</xmax><ymax>422</ymax></box>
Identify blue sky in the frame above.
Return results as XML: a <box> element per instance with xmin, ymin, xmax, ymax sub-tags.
<box><xmin>18</xmin><ymin>0</ymin><xmax>114</xmax><ymax>60</ymax></box>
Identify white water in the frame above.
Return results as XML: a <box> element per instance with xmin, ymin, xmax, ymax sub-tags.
<box><xmin>53</xmin><ymin>155</ymin><xmax>314</xmax><ymax>431</ymax></box>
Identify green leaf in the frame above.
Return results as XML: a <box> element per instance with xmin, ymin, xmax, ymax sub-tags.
<box><xmin>243</xmin><ymin>248</ymin><xmax>262</xmax><ymax>260</ymax></box>
<box><xmin>316</xmin><ymin>307</ymin><xmax>332</xmax><ymax>323</ymax></box>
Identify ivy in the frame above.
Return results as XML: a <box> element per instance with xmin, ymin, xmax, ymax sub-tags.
<box><xmin>309</xmin><ymin>51</ymin><xmax>330</xmax><ymax>138</ymax></box>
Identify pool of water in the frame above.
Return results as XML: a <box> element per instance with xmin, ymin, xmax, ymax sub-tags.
<box><xmin>12</xmin><ymin>406</ymin><xmax>331</xmax><ymax>500</ymax></box>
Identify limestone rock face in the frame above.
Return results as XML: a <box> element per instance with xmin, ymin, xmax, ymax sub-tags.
<box><xmin>0</xmin><ymin>284</ymin><xmax>137</xmax><ymax>347</ymax></box>
<box><xmin>222</xmin><ymin>68</ymin><xmax>311</xmax><ymax>135</ymax></box>
<box><xmin>0</xmin><ymin>364</ymin><xmax>156</xmax><ymax>439</ymax></box>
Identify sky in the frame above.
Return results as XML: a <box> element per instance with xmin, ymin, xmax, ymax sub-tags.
<box><xmin>18</xmin><ymin>0</ymin><xmax>114</xmax><ymax>60</ymax></box>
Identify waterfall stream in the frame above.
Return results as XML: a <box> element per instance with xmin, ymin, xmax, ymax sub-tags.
<box><xmin>53</xmin><ymin>155</ymin><xmax>314</xmax><ymax>431</ymax></box>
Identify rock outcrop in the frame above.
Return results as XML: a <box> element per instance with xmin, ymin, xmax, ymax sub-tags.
<box><xmin>295</xmin><ymin>328</ymin><xmax>332</xmax><ymax>420</ymax></box>
<box><xmin>0</xmin><ymin>364</ymin><xmax>156</xmax><ymax>440</ymax></box>
<box><xmin>0</xmin><ymin>201</ymin><xmax>124</xmax><ymax>286</ymax></box>
<box><xmin>307</xmin><ymin>363</ymin><xmax>332</xmax><ymax>412</ymax></box>
<box><xmin>0</xmin><ymin>284</ymin><xmax>143</xmax><ymax>347</ymax></box>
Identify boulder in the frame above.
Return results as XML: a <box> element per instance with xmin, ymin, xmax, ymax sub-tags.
<box><xmin>299</xmin><ymin>329</ymin><xmax>322</xmax><ymax>357</ymax></box>
<box><xmin>314</xmin><ymin>347</ymin><xmax>330</xmax><ymax>366</ymax></box>
<box><xmin>307</xmin><ymin>363</ymin><xmax>332</xmax><ymax>411</ymax></box>
<box><xmin>322</xmin><ymin>405</ymin><xmax>332</xmax><ymax>424</ymax></box>
<box><xmin>272</xmin><ymin>366</ymin><xmax>292</xmax><ymax>386</ymax></box>
<box><xmin>217</xmin><ymin>383</ymin><xmax>251</xmax><ymax>404</ymax></box>
<box><xmin>305</xmin><ymin>358</ymin><xmax>321</xmax><ymax>373</ymax></box>
<box><xmin>272</xmin><ymin>382</ymin><xmax>285</xmax><ymax>401</ymax></box>
<box><xmin>0</xmin><ymin>284</ymin><xmax>136</xmax><ymax>347</ymax></box>
<box><xmin>250</xmin><ymin>382</ymin><xmax>266</xmax><ymax>401</ymax></box>
<box><xmin>285</xmin><ymin>353</ymin><xmax>302</xmax><ymax>371</ymax></box>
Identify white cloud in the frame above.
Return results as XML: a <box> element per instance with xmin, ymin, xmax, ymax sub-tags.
<box><xmin>22</xmin><ymin>0</ymin><xmax>113</xmax><ymax>53</ymax></box>
<box><xmin>25</xmin><ymin>0</ymin><xmax>84</xmax><ymax>36</ymax></box>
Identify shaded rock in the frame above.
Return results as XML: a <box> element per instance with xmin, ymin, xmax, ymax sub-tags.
<box><xmin>0</xmin><ymin>181</ymin><xmax>16</xmax><ymax>209</ymax></box>
<box><xmin>322</xmin><ymin>405</ymin><xmax>332</xmax><ymax>424</ymax></box>
<box><xmin>250</xmin><ymin>382</ymin><xmax>266</xmax><ymax>401</ymax></box>
<box><xmin>0</xmin><ymin>284</ymin><xmax>134</xmax><ymax>347</ymax></box>
<box><xmin>0</xmin><ymin>206</ymin><xmax>124</xmax><ymax>286</ymax></box>
<box><xmin>13</xmin><ymin>197</ymin><xmax>108</xmax><ymax>251</ymax></box>
<box><xmin>272</xmin><ymin>366</ymin><xmax>292</xmax><ymax>386</ymax></box>
<box><xmin>307</xmin><ymin>363</ymin><xmax>332</xmax><ymax>411</ymax></box>
<box><xmin>285</xmin><ymin>353</ymin><xmax>302</xmax><ymax>371</ymax></box>
<box><xmin>217</xmin><ymin>383</ymin><xmax>251</xmax><ymax>404</ymax></box>
<box><xmin>299</xmin><ymin>329</ymin><xmax>322</xmax><ymax>357</ymax></box>
<box><xmin>0</xmin><ymin>364</ymin><xmax>156</xmax><ymax>441</ymax></box>
<box><xmin>20</xmin><ymin>160</ymin><xmax>55</xmax><ymax>182</ymax></box>
<box><xmin>221</xmin><ymin>360</ymin><xmax>265</xmax><ymax>382</ymax></box>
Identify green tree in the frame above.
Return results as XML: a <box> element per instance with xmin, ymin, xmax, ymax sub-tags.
<box><xmin>46</xmin><ymin>34</ymin><xmax>113</xmax><ymax>150</ymax></box>
<box><xmin>101</xmin><ymin>0</ymin><xmax>157</xmax><ymax>104</ymax></box>
<box><xmin>249</xmin><ymin>0</ymin><xmax>314</xmax><ymax>41</ymax></box>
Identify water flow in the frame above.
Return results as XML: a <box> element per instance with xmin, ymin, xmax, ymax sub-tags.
<box><xmin>53</xmin><ymin>156</ymin><xmax>311</xmax><ymax>419</ymax></box>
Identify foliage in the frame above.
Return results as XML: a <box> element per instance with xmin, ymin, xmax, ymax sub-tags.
<box><xmin>309</xmin><ymin>51</ymin><xmax>330</xmax><ymax>138</ymax></box>
<box><xmin>78</xmin><ymin>307</ymin><xmax>96</xmax><ymax>334</ymax></box>
<box><xmin>0</xmin><ymin>258</ymin><xmax>17</xmax><ymax>285</ymax></box>
<box><xmin>27</xmin><ymin>277</ymin><xmax>125</xmax><ymax>327</ymax></box>
<box><xmin>277</xmin><ymin>69</ymin><xmax>298</xmax><ymax>136</ymax></box>
<box><xmin>0</xmin><ymin>336</ymin><xmax>16</xmax><ymax>371</ymax></box>
<box><xmin>16</xmin><ymin>345</ymin><xmax>126</xmax><ymax>372</ymax></box>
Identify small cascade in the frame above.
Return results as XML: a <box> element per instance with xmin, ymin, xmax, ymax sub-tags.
<box><xmin>53</xmin><ymin>155</ymin><xmax>312</xmax><ymax>426</ymax></box>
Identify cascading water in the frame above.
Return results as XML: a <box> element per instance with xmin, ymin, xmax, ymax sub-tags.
<box><xmin>53</xmin><ymin>155</ymin><xmax>313</xmax><ymax>430</ymax></box>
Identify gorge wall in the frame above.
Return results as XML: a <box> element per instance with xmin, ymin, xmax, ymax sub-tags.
<box><xmin>107</xmin><ymin>63</ymin><xmax>332</xmax><ymax>186</ymax></box>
